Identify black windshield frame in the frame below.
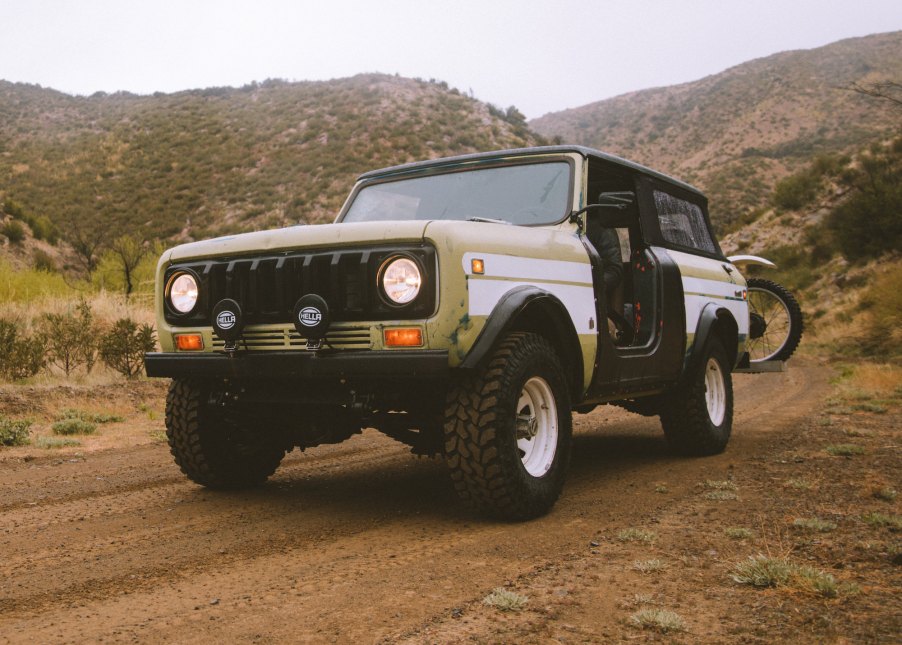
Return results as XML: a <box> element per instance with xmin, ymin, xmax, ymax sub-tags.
<box><xmin>337</xmin><ymin>157</ymin><xmax>576</xmax><ymax>227</ymax></box>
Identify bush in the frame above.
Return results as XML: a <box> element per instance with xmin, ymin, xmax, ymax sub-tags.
<box><xmin>30</xmin><ymin>216</ymin><xmax>58</xmax><ymax>244</ymax></box>
<box><xmin>58</xmin><ymin>409</ymin><xmax>124</xmax><ymax>424</ymax></box>
<box><xmin>2</xmin><ymin>199</ymin><xmax>26</xmax><ymax>219</ymax></box>
<box><xmin>0</xmin><ymin>416</ymin><xmax>32</xmax><ymax>446</ymax></box>
<box><xmin>37</xmin><ymin>301</ymin><xmax>98</xmax><ymax>376</ymax></box>
<box><xmin>0</xmin><ymin>319</ymin><xmax>45</xmax><ymax>381</ymax></box>
<box><xmin>52</xmin><ymin>418</ymin><xmax>97</xmax><ymax>435</ymax></box>
<box><xmin>826</xmin><ymin>138</ymin><xmax>902</xmax><ymax>261</ymax></box>
<box><xmin>861</xmin><ymin>263</ymin><xmax>902</xmax><ymax>358</ymax></box>
<box><xmin>1</xmin><ymin>220</ymin><xmax>26</xmax><ymax>245</ymax></box>
<box><xmin>32</xmin><ymin>249</ymin><xmax>56</xmax><ymax>272</ymax></box>
<box><xmin>99</xmin><ymin>318</ymin><xmax>157</xmax><ymax>378</ymax></box>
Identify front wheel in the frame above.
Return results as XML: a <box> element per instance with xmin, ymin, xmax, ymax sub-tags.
<box><xmin>660</xmin><ymin>337</ymin><xmax>733</xmax><ymax>456</ymax></box>
<box><xmin>746</xmin><ymin>278</ymin><xmax>803</xmax><ymax>363</ymax></box>
<box><xmin>165</xmin><ymin>379</ymin><xmax>286</xmax><ymax>489</ymax></box>
<box><xmin>443</xmin><ymin>332</ymin><xmax>572</xmax><ymax>520</ymax></box>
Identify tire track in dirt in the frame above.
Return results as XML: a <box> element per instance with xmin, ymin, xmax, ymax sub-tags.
<box><xmin>0</xmin><ymin>364</ymin><xmax>829</xmax><ymax>644</ymax></box>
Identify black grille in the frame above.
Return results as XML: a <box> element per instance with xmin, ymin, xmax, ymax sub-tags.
<box><xmin>164</xmin><ymin>244</ymin><xmax>436</xmax><ymax>326</ymax></box>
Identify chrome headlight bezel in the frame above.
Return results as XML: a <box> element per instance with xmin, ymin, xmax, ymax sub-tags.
<box><xmin>165</xmin><ymin>271</ymin><xmax>200</xmax><ymax>315</ymax></box>
<box><xmin>378</xmin><ymin>255</ymin><xmax>423</xmax><ymax>307</ymax></box>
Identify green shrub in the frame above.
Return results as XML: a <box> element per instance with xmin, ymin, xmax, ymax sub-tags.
<box><xmin>99</xmin><ymin>318</ymin><xmax>157</xmax><ymax>377</ymax></box>
<box><xmin>2</xmin><ymin>198</ymin><xmax>26</xmax><ymax>219</ymax></box>
<box><xmin>859</xmin><ymin>262</ymin><xmax>902</xmax><ymax>358</ymax></box>
<box><xmin>52</xmin><ymin>418</ymin><xmax>97</xmax><ymax>435</ymax></box>
<box><xmin>773</xmin><ymin>171</ymin><xmax>823</xmax><ymax>211</ymax></box>
<box><xmin>30</xmin><ymin>216</ymin><xmax>58</xmax><ymax>244</ymax></box>
<box><xmin>0</xmin><ymin>416</ymin><xmax>32</xmax><ymax>446</ymax></box>
<box><xmin>826</xmin><ymin>138</ymin><xmax>902</xmax><ymax>261</ymax></box>
<box><xmin>32</xmin><ymin>249</ymin><xmax>56</xmax><ymax>272</ymax></box>
<box><xmin>1</xmin><ymin>220</ymin><xmax>26</xmax><ymax>245</ymax></box>
<box><xmin>35</xmin><ymin>436</ymin><xmax>81</xmax><ymax>449</ymax></box>
<box><xmin>37</xmin><ymin>301</ymin><xmax>98</xmax><ymax>376</ymax></box>
<box><xmin>58</xmin><ymin>409</ymin><xmax>124</xmax><ymax>424</ymax></box>
<box><xmin>0</xmin><ymin>319</ymin><xmax>45</xmax><ymax>380</ymax></box>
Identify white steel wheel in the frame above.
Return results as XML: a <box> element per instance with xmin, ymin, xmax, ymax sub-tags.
<box><xmin>516</xmin><ymin>376</ymin><xmax>558</xmax><ymax>477</ymax></box>
<box><xmin>704</xmin><ymin>357</ymin><xmax>727</xmax><ymax>426</ymax></box>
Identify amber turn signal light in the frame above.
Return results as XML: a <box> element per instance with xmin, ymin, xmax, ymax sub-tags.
<box><xmin>176</xmin><ymin>334</ymin><xmax>204</xmax><ymax>351</ymax></box>
<box><xmin>471</xmin><ymin>258</ymin><xmax>485</xmax><ymax>274</ymax></box>
<box><xmin>384</xmin><ymin>328</ymin><xmax>423</xmax><ymax>347</ymax></box>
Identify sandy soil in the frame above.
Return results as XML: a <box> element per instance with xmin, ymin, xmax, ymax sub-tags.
<box><xmin>0</xmin><ymin>361</ymin><xmax>898</xmax><ymax>643</ymax></box>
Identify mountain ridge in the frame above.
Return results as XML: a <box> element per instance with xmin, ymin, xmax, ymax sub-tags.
<box><xmin>531</xmin><ymin>31</ymin><xmax>902</xmax><ymax>228</ymax></box>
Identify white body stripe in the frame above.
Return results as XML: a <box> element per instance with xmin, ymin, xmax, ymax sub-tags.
<box><xmin>669</xmin><ymin>254</ymin><xmax>750</xmax><ymax>338</ymax></box>
<box><xmin>462</xmin><ymin>252</ymin><xmax>592</xmax><ymax>284</ymax></box>
<box><xmin>462</xmin><ymin>252</ymin><xmax>595</xmax><ymax>335</ymax></box>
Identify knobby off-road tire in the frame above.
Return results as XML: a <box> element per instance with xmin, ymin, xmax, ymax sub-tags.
<box><xmin>746</xmin><ymin>278</ymin><xmax>803</xmax><ymax>363</ymax></box>
<box><xmin>165</xmin><ymin>379</ymin><xmax>285</xmax><ymax>489</ymax></box>
<box><xmin>660</xmin><ymin>337</ymin><xmax>733</xmax><ymax>456</ymax></box>
<box><xmin>443</xmin><ymin>332</ymin><xmax>573</xmax><ymax>521</ymax></box>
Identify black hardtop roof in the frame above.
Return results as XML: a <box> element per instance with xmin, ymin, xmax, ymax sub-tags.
<box><xmin>356</xmin><ymin>145</ymin><xmax>704</xmax><ymax>197</ymax></box>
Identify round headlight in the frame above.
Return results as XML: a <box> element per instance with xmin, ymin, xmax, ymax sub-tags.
<box><xmin>168</xmin><ymin>273</ymin><xmax>199</xmax><ymax>314</ymax></box>
<box><xmin>381</xmin><ymin>257</ymin><xmax>422</xmax><ymax>305</ymax></box>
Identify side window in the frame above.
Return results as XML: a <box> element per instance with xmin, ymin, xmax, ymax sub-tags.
<box><xmin>653</xmin><ymin>190</ymin><xmax>717</xmax><ymax>255</ymax></box>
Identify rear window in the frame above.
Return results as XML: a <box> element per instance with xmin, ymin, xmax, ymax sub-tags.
<box><xmin>653</xmin><ymin>190</ymin><xmax>717</xmax><ymax>255</ymax></box>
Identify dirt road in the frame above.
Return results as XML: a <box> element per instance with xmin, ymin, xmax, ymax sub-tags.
<box><xmin>1</xmin><ymin>363</ymin><xmax>896</xmax><ymax>643</ymax></box>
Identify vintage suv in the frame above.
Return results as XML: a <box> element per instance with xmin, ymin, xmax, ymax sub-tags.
<box><xmin>146</xmin><ymin>145</ymin><xmax>765</xmax><ymax>520</ymax></box>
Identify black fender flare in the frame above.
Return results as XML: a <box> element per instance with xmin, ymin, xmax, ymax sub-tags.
<box><xmin>684</xmin><ymin>303</ymin><xmax>740</xmax><ymax>375</ymax></box>
<box><xmin>460</xmin><ymin>285</ymin><xmax>585</xmax><ymax>400</ymax></box>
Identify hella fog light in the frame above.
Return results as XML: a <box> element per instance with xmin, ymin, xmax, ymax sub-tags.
<box><xmin>380</xmin><ymin>257</ymin><xmax>421</xmax><ymax>305</ymax></box>
<box><xmin>167</xmin><ymin>272</ymin><xmax>199</xmax><ymax>314</ymax></box>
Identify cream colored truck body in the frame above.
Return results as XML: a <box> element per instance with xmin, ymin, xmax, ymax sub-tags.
<box><xmin>146</xmin><ymin>146</ymin><xmax>752</xmax><ymax>519</ymax></box>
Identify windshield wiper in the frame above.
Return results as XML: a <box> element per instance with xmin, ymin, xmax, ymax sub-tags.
<box><xmin>467</xmin><ymin>217</ymin><xmax>512</xmax><ymax>225</ymax></box>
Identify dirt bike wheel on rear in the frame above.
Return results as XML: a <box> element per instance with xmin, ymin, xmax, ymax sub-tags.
<box><xmin>746</xmin><ymin>278</ymin><xmax>803</xmax><ymax>363</ymax></box>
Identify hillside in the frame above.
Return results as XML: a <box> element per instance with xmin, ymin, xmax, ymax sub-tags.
<box><xmin>0</xmin><ymin>74</ymin><xmax>544</xmax><ymax>246</ymax></box>
<box><xmin>531</xmin><ymin>31</ymin><xmax>902</xmax><ymax>230</ymax></box>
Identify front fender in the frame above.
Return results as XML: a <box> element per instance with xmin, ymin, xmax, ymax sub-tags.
<box><xmin>460</xmin><ymin>285</ymin><xmax>585</xmax><ymax>399</ymax></box>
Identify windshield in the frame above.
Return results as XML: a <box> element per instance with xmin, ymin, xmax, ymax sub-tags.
<box><xmin>341</xmin><ymin>161</ymin><xmax>571</xmax><ymax>225</ymax></box>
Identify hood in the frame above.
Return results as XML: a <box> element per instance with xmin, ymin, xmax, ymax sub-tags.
<box><xmin>167</xmin><ymin>220</ymin><xmax>430</xmax><ymax>262</ymax></box>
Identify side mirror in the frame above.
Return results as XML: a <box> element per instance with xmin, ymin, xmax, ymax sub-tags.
<box><xmin>569</xmin><ymin>191</ymin><xmax>636</xmax><ymax>231</ymax></box>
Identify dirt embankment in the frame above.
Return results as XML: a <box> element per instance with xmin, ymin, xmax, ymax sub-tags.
<box><xmin>0</xmin><ymin>362</ymin><xmax>899</xmax><ymax>643</ymax></box>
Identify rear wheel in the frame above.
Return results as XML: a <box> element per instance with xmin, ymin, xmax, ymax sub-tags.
<box><xmin>660</xmin><ymin>337</ymin><xmax>733</xmax><ymax>456</ymax></box>
<box><xmin>746</xmin><ymin>278</ymin><xmax>803</xmax><ymax>362</ymax></box>
<box><xmin>443</xmin><ymin>333</ymin><xmax>572</xmax><ymax>520</ymax></box>
<box><xmin>165</xmin><ymin>379</ymin><xmax>285</xmax><ymax>489</ymax></box>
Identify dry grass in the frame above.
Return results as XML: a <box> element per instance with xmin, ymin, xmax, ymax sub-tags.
<box><xmin>482</xmin><ymin>588</ymin><xmax>528</xmax><ymax>612</ymax></box>
<box><xmin>617</xmin><ymin>528</ymin><xmax>657</xmax><ymax>544</ymax></box>
<box><xmin>629</xmin><ymin>608</ymin><xmax>685</xmax><ymax>633</ymax></box>
<box><xmin>731</xmin><ymin>555</ymin><xmax>844</xmax><ymax>598</ymax></box>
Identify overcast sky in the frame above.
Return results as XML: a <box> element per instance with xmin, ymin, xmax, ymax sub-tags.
<box><xmin>1</xmin><ymin>0</ymin><xmax>900</xmax><ymax>119</ymax></box>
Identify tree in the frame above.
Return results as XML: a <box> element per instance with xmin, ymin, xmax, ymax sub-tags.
<box><xmin>109</xmin><ymin>235</ymin><xmax>149</xmax><ymax>300</ymax></box>
<box><xmin>69</xmin><ymin>223</ymin><xmax>106</xmax><ymax>274</ymax></box>
<box><xmin>844</xmin><ymin>80</ymin><xmax>902</xmax><ymax>111</ymax></box>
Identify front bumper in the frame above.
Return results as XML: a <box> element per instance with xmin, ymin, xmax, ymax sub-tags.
<box><xmin>144</xmin><ymin>350</ymin><xmax>450</xmax><ymax>381</ymax></box>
